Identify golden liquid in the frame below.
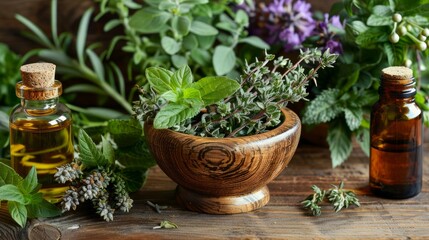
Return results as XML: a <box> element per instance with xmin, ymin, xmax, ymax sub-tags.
<box><xmin>10</xmin><ymin>118</ymin><xmax>73</xmax><ymax>203</ymax></box>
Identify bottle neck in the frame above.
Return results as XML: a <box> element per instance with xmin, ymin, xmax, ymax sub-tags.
<box><xmin>379</xmin><ymin>77</ymin><xmax>416</xmax><ymax>102</ymax></box>
<box><xmin>21</xmin><ymin>98</ymin><xmax>59</xmax><ymax>115</ymax></box>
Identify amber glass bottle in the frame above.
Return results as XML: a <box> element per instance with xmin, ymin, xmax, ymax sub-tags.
<box><xmin>370</xmin><ymin>66</ymin><xmax>422</xmax><ymax>199</ymax></box>
<box><xmin>10</xmin><ymin>63</ymin><xmax>73</xmax><ymax>203</ymax></box>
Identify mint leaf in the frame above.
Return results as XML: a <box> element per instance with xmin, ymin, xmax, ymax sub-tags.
<box><xmin>213</xmin><ymin>46</ymin><xmax>236</xmax><ymax>75</ymax></box>
<box><xmin>146</xmin><ymin>67</ymin><xmax>174</xmax><ymax>94</ymax></box>
<box><xmin>192</xmin><ymin>76</ymin><xmax>240</xmax><ymax>105</ymax></box>
<box><xmin>328</xmin><ymin>120</ymin><xmax>353</xmax><ymax>168</ymax></box>
<box><xmin>0</xmin><ymin>185</ymin><xmax>25</xmax><ymax>204</ymax></box>
<box><xmin>129</xmin><ymin>8</ymin><xmax>171</xmax><ymax>33</ymax></box>
<box><xmin>171</xmin><ymin>65</ymin><xmax>193</xmax><ymax>89</ymax></box>
<box><xmin>8</xmin><ymin>201</ymin><xmax>27</xmax><ymax>228</ymax></box>
<box><xmin>344</xmin><ymin>108</ymin><xmax>363</xmax><ymax>131</ymax></box>
<box><xmin>355</xmin><ymin>28</ymin><xmax>389</xmax><ymax>48</ymax></box>
<box><xmin>116</xmin><ymin>140</ymin><xmax>157</xmax><ymax>170</ymax></box>
<box><xmin>20</xmin><ymin>167</ymin><xmax>38</xmax><ymax>194</ymax></box>
<box><xmin>302</xmin><ymin>89</ymin><xmax>342</xmax><ymax>125</ymax></box>
<box><xmin>107</xmin><ymin>119</ymin><xmax>142</xmax><ymax>148</ymax></box>
<box><xmin>0</xmin><ymin>162</ymin><xmax>24</xmax><ymax>186</ymax></box>
<box><xmin>183</xmin><ymin>88</ymin><xmax>201</xmax><ymax>100</ymax></box>
<box><xmin>367</xmin><ymin>14</ymin><xmax>391</xmax><ymax>26</ymax></box>
<box><xmin>154</xmin><ymin>103</ymin><xmax>202</xmax><ymax>129</ymax></box>
<box><xmin>119</xmin><ymin>169</ymin><xmax>148</xmax><ymax>192</ymax></box>
<box><xmin>102</xmin><ymin>136</ymin><xmax>115</xmax><ymax>166</ymax></box>
<box><xmin>26</xmin><ymin>193</ymin><xmax>61</xmax><ymax>218</ymax></box>
<box><xmin>79</xmin><ymin>130</ymin><xmax>107</xmax><ymax>168</ymax></box>
<box><xmin>162</xmin><ymin>90</ymin><xmax>179</xmax><ymax>102</ymax></box>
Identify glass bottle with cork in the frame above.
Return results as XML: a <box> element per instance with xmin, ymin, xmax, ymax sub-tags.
<box><xmin>370</xmin><ymin>66</ymin><xmax>423</xmax><ymax>199</ymax></box>
<box><xmin>9</xmin><ymin>62</ymin><xmax>73</xmax><ymax>203</ymax></box>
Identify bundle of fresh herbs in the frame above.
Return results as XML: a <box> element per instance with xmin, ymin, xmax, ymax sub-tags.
<box><xmin>134</xmin><ymin>48</ymin><xmax>337</xmax><ymax>137</ymax></box>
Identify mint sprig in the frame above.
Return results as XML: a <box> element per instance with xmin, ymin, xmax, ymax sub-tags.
<box><xmin>0</xmin><ymin>163</ymin><xmax>61</xmax><ymax>228</ymax></box>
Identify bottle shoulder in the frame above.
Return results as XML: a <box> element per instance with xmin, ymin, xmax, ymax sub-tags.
<box><xmin>10</xmin><ymin>103</ymin><xmax>72</xmax><ymax>123</ymax></box>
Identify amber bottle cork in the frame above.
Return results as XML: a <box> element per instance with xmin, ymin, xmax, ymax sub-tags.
<box><xmin>17</xmin><ymin>62</ymin><xmax>62</xmax><ymax>100</ymax></box>
<box><xmin>370</xmin><ymin>66</ymin><xmax>423</xmax><ymax>199</ymax></box>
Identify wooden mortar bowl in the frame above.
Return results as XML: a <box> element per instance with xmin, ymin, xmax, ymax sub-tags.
<box><xmin>144</xmin><ymin>108</ymin><xmax>301</xmax><ymax>214</ymax></box>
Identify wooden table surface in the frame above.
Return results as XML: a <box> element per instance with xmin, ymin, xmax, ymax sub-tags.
<box><xmin>1</xmin><ymin>142</ymin><xmax>428</xmax><ymax>240</ymax></box>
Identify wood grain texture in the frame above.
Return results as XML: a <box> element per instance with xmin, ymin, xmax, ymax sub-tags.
<box><xmin>144</xmin><ymin>108</ymin><xmax>301</xmax><ymax>214</ymax></box>
<box><xmin>1</xmin><ymin>142</ymin><xmax>428</xmax><ymax>239</ymax></box>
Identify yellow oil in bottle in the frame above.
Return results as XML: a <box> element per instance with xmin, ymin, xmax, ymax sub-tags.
<box><xmin>10</xmin><ymin>118</ymin><xmax>73</xmax><ymax>203</ymax></box>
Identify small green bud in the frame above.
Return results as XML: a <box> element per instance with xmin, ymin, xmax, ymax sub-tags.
<box><xmin>417</xmin><ymin>41</ymin><xmax>427</xmax><ymax>51</ymax></box>
<box><xmin>392</xmin><ymin>13</ymin><xmax>402</xmax><ymax>23</ymax></box>
<box><xmin>407</xmin><ymin>24</ymin><xmax>414</xmax><ymax>32</ymax></box>
<box><xmin>389</xmin><ymin>33</ymin><xmax>400</xmax><ymax>43</ymax></box>
<box><xmin>397</xmin><ymin>26</ymin><xmax>407</xmax><ymax>36</ymax></box>
<box><xmin>422</xmin><ymin>28</ymin><xmax>429</xmax><ymax>37</ymax></box>
<box><xmin>404</xmin><ymin>59</ymin><xmax>412</xmax><ymax>68</ymax></box>
<box><xmin>419</xmin><ymin>34</ymin><xmax>427</xmax><ymax>41</ymax></box>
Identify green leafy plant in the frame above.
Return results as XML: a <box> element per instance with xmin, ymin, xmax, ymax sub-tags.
<box><xmin>96</xmin><ymin>0</ymin><xmax>269</xmax><ymax>78</ymax></box>
<box><xmin>134</xmin><ymin>48</ymin><xmax>337</xmax><ymax>137</ymax></box>
<box><xmin>16</xmin><ymin>0</ymin><xmax>132</xmax><ymax>119</ymax></box>
<box><xmin>55</xmin><ymin>119</ymin><xmax>156</xmax><ymax>222</ymax></box>
<box><xmin>0</xmin><ymin>163</ymin><xmax>61</xmax><ymax>228</ymax></box>
<box><xmin>301</xmin><ymin>0</ymin><xmax>429</xmax><ymax>167</ymax></box>
<box><xmin>301</xmin><ymin>181</ymin><xmax>360</xmax><ymax>216</ymax></box>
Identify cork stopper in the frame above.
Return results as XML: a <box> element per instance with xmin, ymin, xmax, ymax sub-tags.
<box><xmin>20</xmin><ymin>62</ymin><xmax>56</xmax><ymax>88</ymax></box>
<box><xmin>16</xmin><ymin>62</ymin><xmax>62</xmax><ymax>100</ymax></box>
<box><xmin>381</xmin><ymin>66</ymin><xmax>413</xmax><ymax>80</ymax></box>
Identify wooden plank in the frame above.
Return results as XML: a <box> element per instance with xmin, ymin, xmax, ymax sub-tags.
<box><xmin>1</xmin><ymin>143</ymin><xmax>426</xmax><ymax>239</ymax></box>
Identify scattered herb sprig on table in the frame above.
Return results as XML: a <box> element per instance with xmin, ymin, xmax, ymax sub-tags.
<box><xmin>0</xmin><ymin>163</ymin><xmax>61</xmax><ymax>228</ymax></box>
<box><xmin>301</xmin><ymin>181</ymin><xmax>360</xmax><ymax>216</ymax></box>
<box><xmin>55</xmin><ymin>119</ymin><xmax>156</xmax><ymax>222</ymax></box>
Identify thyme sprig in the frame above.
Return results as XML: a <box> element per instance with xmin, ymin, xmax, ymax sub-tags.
<box><xmin>327</xmin><ymin>181</ymin><xmax>361</xmax><ymax>213</ymax></box>
<box><xmin>301</xmin><ymin>185</ymin><xmax>325</xmax><ymax>216</ymax></box>
<box><xmin>301</xmin><ymin>181</ymin><xmax>360</xmax><ymax>216</ymax></box>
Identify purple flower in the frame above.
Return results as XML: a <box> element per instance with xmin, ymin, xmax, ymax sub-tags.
<box><xmin>242</xmin><ymin>0</ymin><xmax>316</xmax><ymax>52</ymax></box>
<box><xmin>314</xmin><ymin>14</ymin><xmax>345</xmax><ymax>54</ymax></box>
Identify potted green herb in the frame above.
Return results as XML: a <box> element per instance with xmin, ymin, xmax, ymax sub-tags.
<box><xmin>133</xmin><ymin>49</ymin><xmax>337</xmax><ymax>214</ymax></box>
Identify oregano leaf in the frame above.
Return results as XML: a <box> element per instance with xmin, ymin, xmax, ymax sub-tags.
<box><xmin>146</xmin><ymin>67</ymin><xmax>174</xmax><ymax>94</ymax></box>
<box><xmin>154</xmin><ymin>103</ymin><xmax>202</xmax><ymax>129</ymax></box>
<box><xmin>79</xmin><ymin>130</ymin><xmax>107</xmax><ymax>168</ymax></box>
<box><xmin>129</xmin><ymin>8</ymin><xmax>171</xmax><ymax>33</ymax></box>
<box><xmin>190</xmin><ymin>20</ymin><xmax>218</xmax><ymax>36</ymax></box>
<box><xmin>213</xmin><ymin>46</ymin><xmax>236</xmax><ymax>75</ymax></box>
<box><xmin>8</xmin><ymin>201</ymin><xmax>27</xmax><ymax>228</ymax></box>
<box><xmin>192</xmin><ymin>76</ymin><xmax>240</xmax><ymax>105</ymax></box>
<box><xmin>161</xmin><ymin>36</ymin><xmax>181</xmax><ymax>55</ymax></box>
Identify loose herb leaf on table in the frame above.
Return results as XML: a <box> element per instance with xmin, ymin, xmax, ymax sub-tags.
<box><xmin>0</xmin><ymin>163</ymin><xmax>61</xmax><ymax>228</ymax></box>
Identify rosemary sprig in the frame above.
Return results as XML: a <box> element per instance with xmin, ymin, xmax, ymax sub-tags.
<box><xmin>301</xmin><ymin>181</ymin><xmax>360</xmax><ymax>216</ymax></box>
